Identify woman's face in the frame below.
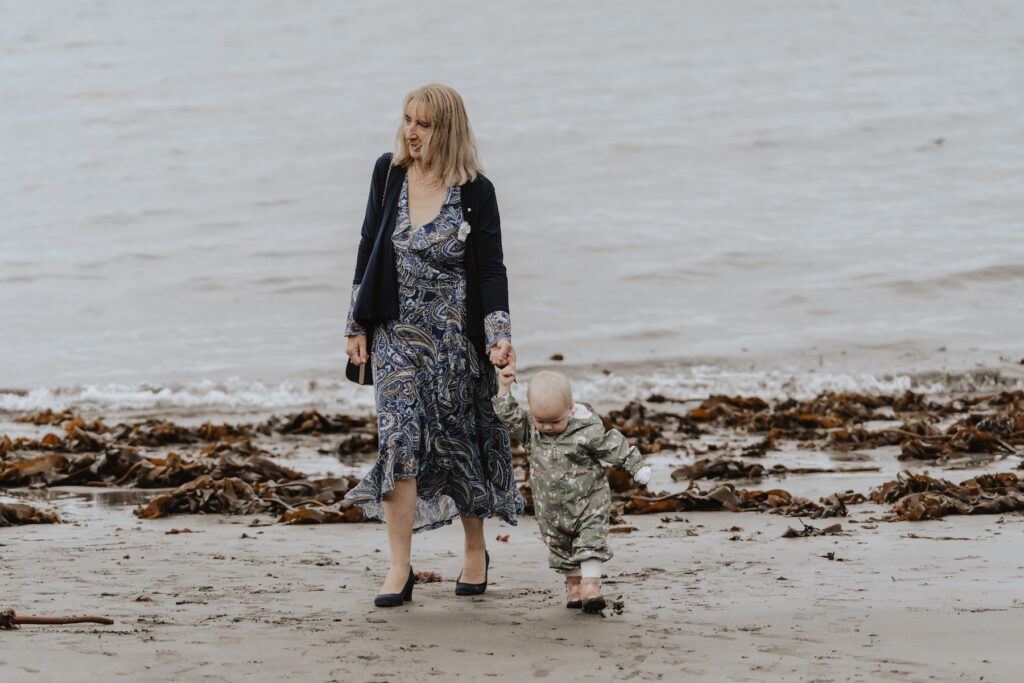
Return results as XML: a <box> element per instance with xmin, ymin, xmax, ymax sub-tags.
<box><xmin>403</xmin><ymin>101</ymin><xmax>432</xmax><ymax>161</ymax></box>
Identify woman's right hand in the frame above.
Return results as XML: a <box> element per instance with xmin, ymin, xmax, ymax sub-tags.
<box><xmin>346</xmin><ymin>335</ymin><xmax>369</xmax><ymax>365</ymax></box>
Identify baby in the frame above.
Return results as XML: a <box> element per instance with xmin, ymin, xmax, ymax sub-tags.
<box><xmin>493</xmin><ymin>368</ymin><xmax>651</xmax><ymax>613</ymax></box>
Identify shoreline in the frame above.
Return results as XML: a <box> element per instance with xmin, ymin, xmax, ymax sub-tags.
<box><xmin>2</xmin><ymin>353</ymin><xmax>1022</xmax><ymax>420</ymax></box>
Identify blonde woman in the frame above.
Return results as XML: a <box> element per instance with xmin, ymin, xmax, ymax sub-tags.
<box><xmin>344</xmin><ymin>84</ymin><xmax>523</xmax><ymax>607</ymax></box>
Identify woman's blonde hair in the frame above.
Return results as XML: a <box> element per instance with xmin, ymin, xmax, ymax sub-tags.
<box><xmin>527</xmin><ymin>371</ymin><xmax>574</xmax><ymax>410</ymax></box>
<box><xmin>393</xmin><ymin>84</ymin><xmax>482</xmax><ymax>187</ymax></box>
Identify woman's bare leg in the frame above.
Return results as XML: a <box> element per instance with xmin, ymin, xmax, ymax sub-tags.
<box><xmin>379</xmin><ymin>478</ymin><xmax>416</xmax><ymax>594</ymax></box>
<box><xmin>459</xmin><ymin>515</ymin><xmax>487</xmax><ymax>583</ymax></box>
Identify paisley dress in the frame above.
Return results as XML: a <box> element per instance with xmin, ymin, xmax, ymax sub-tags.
<box><xmin>344</xmin><ymin>176</ymin><xmax>523</xmax><ymax>531</ymax></box>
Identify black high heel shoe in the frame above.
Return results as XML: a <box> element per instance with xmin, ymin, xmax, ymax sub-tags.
<box><xmin>455</xmin><ymin>550</ymin><xmax>489</xmax><ymax>596</ymax></box>
<box><xmin>374</xmin><ymin>567</ymin><xmax>415</xmax><ymax>607</ymax></box>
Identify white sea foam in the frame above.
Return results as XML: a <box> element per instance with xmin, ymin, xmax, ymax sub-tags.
<box><xmin>0</xmin><ymin>378</ymin><xmax>376</xmax><ymax>415</ymax></box>
<box><xmin>571</xmin><ymin>367</ymin><xmax>921</xmax><ymax>405</ymax></box>
<box><xmin>2</xmin><ymin>368</ymin><xmax>1018</xmax><ymax>417</ymax></box>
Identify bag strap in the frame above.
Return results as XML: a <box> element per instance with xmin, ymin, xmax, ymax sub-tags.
<box><xmin>379</xmin><ymin>155</ymin><xmax>393</xmax><ymax>222</ymax></box>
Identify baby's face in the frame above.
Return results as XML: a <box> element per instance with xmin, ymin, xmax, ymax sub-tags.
<box><xmin>530</xmin><ymin>396</ymin><xmax>571</xmax><ymax>435</ymax></box>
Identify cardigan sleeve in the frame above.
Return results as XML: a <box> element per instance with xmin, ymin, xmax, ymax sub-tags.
<box><xmin>470</xmin><ymin>182</ymin><xmax>511</xmax><ymax>320</ymax></box>
<box><xmin>351</xmin><ymin>154</ymin><xmax>392</xmax><ymax>286</ymax></box>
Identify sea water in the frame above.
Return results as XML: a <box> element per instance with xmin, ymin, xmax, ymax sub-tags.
<box><xmin>2</xmin><ymin>0</ymin><xmax>1022</xmax><ymax>414</ymax></box>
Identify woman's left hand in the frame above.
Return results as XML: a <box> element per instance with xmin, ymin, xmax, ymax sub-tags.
<box><xmin>489</xmin><ymin>339</ymin><xmax>516</xmax><ymax>368</ymax></box>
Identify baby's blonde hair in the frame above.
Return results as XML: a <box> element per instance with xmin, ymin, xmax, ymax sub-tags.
<box><xmin>527</xmin><ymin>371</ymin><xmax>573</xmax><ymax>410</ymax></box>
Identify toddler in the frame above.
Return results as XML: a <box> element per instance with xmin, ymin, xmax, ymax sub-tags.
<box><xmin>493</xmin><ymin>368</ymin><xmax>651</xmax><ymax>613</ymax></box>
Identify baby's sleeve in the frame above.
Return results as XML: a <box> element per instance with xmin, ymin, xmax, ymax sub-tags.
<box><xmin>492</xmin><ymin>393</ymin><xmax>530</xmax><ymax>446</ymax></box>
<box><xmin>581</xmin><ymin>423</ymin><xmax>645</xmax><ymax>476</ymax></box>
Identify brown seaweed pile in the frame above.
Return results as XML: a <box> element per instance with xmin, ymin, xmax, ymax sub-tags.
<box><xmin>628</xmin><ymin>390</ymin><xmax>1024</xmax><ymax>464</ymax></box>
<box><xmin>614</xmin><ymin>485</ymin><xmax>855</xmax><ymax>519</ymax></box>
<box><xmin>669</xmin><ymin>458</ymin><xmax>878</xmax><ymax>481</ymax></box>
<box><xmin>1</xmin><ymin>410</ymin><xmax>375</xmax><ymax>525</ymax></box>
<box><xmin>0</xmin><ymin>502</ymin><xmax>60</xmax><ymax>526</ymax></box>
<box><xmin>134</xmin><ymin>474</ymin><xmax>364</xmax><ymax>523</ymax></box>
<box><xmin>869</xmin><ymin>471</ymin><xmax>1024</xmax><ymax>521</ymax></box>
<box><xmin>3</xmin><ymin>390</ymin><xmax>1022</xmax><ymax>527</ymax></box>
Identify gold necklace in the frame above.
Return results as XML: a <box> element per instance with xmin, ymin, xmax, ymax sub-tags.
<box><xmin>410</xmin><ymin>164</ymin><xmax>443</xmax><ymax>191</ymax></box>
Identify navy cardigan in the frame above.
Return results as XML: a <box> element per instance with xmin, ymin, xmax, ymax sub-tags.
<box><xmin>350</xmin><ymin>153</ymin><xmax>509</xmax><ymax>350</ymax></box>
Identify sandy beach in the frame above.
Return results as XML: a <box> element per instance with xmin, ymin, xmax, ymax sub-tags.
<box><xmin>3</xmin><ymin>506</ymin><xmax>1022</xmax><ymax>682</ymax></box>
<box><xmin>3</xmin><ymin>383</ymin><xmax>1024</xmax><ymax>683</ymax></box>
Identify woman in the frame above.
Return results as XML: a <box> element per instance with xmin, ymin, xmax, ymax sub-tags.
<box><xmin>344</xmin><ymin>84</ymin><xmax>524</xmax><ymax>607</ymax></box>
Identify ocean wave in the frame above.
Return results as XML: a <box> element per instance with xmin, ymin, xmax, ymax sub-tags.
<box><xmin>0</xmin><ymin>378</ymin><xmax>377</xmax><ymax>415</ymax></box>
<box><xmin>570</xmin><ymin>367</ymin><xmax>922</xmax><ymax>404</ymax></box>
<box><xmin>876</xmin><ymin>263</ymin><xmax>1024</xmax><ymax>295</ymax></box>
<box><xmin>1</xmin><ymin>367</ymin><xmax>1020</xmax><ymax>417</ymax></box>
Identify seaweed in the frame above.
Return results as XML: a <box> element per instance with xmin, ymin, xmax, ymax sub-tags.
<box><xmin>616</xmin><ymin>483</ymin><xmax>848</xmax><ymax>518</ymax></box>
<box><xmin>870</xmin><ymin>471</ymin><xmax>1024</xmax><ymax>521</ymax></box>
<box><xmin>0</xmin><ymin>502</ymin><xmax>60</xmax><ymax>526</ymax></box>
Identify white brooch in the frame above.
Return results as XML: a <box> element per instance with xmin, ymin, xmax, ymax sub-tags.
<box><xmin>457</xmin><ymin>220</ymin><xmax>471</xmax><ymax>242</ymax></box>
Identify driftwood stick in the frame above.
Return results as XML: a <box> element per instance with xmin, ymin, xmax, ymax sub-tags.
<box><xmin>1</xmin><ymin>608</ymin><xmax>113</xmax><ymax>629</ymax></box>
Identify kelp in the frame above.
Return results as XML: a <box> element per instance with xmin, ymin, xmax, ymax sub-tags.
<box><xmin>669</xmin><ymin>458</ymin><xmax>879</xmax><ymax>481</ymax></box>
<box><xmin>278</xmin><ymin>501</ymin><xmax>364</xmax><ymax>524</ymax></box>
<box><xmin>0</xmin><ymin>447</ymin><xmax>304</xmax><ymax>489</ymax></box>
<box><xmin>870</xmin><ymin>471</ymin><xmax>1024</xmax><ymax>521</ymax></box>
<box><xmin>4</xmin><ymin>409</ymin><xmax>376</xmax><ymax>457</ymax></box>
<box><xmin>0</xmin><ymin>409</ymin><xmax>378</xmax><ymax>493</ymax></box>
<box><xmin>134</xmin><ymin>474</ymin><xmax>365</xmax><ymax>522</ymax></box>
<box><xmin>272</xmin><ymin>410</ymin><xmax>376</xmax><ymax>437</ymax></box>
<box><xmin>672</xmin><ymin>458</ymin><xmax>770</xmax><ymax>480</ymax></box>
<box><xmin>0</xmin><ymin>502</ymin><xmax>60</xmax><ymax>526</ymax></box>
<box><xmin>5</xmin><ymin>392</ymin><xmax>1021</xmax><ymax>527</ymax></box>
<box><xmin>899</xmin><ymin>424</ymin><xmax>1018</xmax><ymax>462</ymax></box>
<box><xmin>135</xmin><ymin>476</ymin><xmax>266</xmax><ymax>517</ymax></box>
<box><xmin>606</xmin><ymin>390</ymin><xmax>1024</xmax><ymax>476</ymax></box>
<box><xmin>616</xmin><ymin>483</ymin><xmax>849</xmax><ymax>519</ymax></box>
<box><xmin>2</xmin><ymin>409</ymin><xmax>374</xmax><ymax>525</ymax></box>
<box><xmin>782</xmin><ymin>521</ymin><xmax>845</xmax><ymax>538</ymax></box>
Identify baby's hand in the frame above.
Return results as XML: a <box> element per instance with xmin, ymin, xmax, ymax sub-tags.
<box><xmin>497</xmin><ymin>365</ymin><xmax>517</xmax><ymax>394</ymax></box>
<box><xmin>633</xmin><ymin>466</ymin><xmax>652</xmax><ymax>486</ymax></box>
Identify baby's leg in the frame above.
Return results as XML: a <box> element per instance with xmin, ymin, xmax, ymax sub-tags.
<box><xmin>538</xmin><ymin>516</ymin><xmax>577</xmax><ymax>573</ymax></box>
<box><xmin>569</xmin><ymin>491</ymin><xmax>614</xmax><ymax>567</ymax></box>
<box><xmin>571</xmin><ymin>492</ymin><xmax>613</xmax><ymax>614</ymax></box>
<box><xmin>565</xmin><ymin>567</ymin><xmax>582</xmax><ymax>608</ymax></box>
<box><xmin>578</xmin><ymin>558</ymin><xmax>607</xmax><ymax>613</ymax></box>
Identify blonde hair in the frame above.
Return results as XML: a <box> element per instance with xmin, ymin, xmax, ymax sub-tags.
<box><xmin>527</xmin><ymin>371</ymin><xmax>573</xmax><ymax>409</ymax></box>
<box><xmin>393</xmin><ymin>84</ymin><xmax>483</xmax><ymax>187</ymax></box>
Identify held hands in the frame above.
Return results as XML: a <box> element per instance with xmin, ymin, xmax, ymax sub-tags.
<box><xmin>633</xmin><ymin>466</ymin><xmax>652</xmax><ymax>486</ymax></box>
<box><xmin>346</xmin><ymin>335</ymin><xmax>369</xmax><ymax>366</ymax></box>
<box><xmin>496</xmin><ymin>365</ymin><xmax>517</xmax><ymax>395</ymax></box>
<box><xmin>489</xmin><ymin>339</ymin><xmax>516</xmax><ymax>369</ymax></box>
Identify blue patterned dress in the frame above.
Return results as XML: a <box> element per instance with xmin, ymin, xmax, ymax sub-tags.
<box><xmin>344</xmin><ymin>177</ymin><xmax>524</xmax><ymax>531</ymax></box>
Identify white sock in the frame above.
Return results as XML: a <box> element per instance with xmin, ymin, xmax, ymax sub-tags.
<box><xmin>580</xmin><ymin>559</ymin><xmax>602</xmax><ymax>579</ymax></box>
<box><xmin>566</xmin><ymin>568</ymin><xmax>581</xmax><ymax>578</ymax></box>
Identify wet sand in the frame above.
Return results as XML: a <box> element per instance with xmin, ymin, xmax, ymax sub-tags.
<box><xmin>3</xmin><ymin>507</ymin><xmax>1022</xmax><ymax>682</ymax></box>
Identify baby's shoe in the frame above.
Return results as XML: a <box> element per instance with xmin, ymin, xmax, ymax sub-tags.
<box><xmin>580</xmin><ymin>578</ymin><xmax>607</xmax><ymax>614</ymax></box>
<box><xmin>565</xmin><ymin>576</ymin><xmax>582</xmax><ymax>609</ymax></box>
